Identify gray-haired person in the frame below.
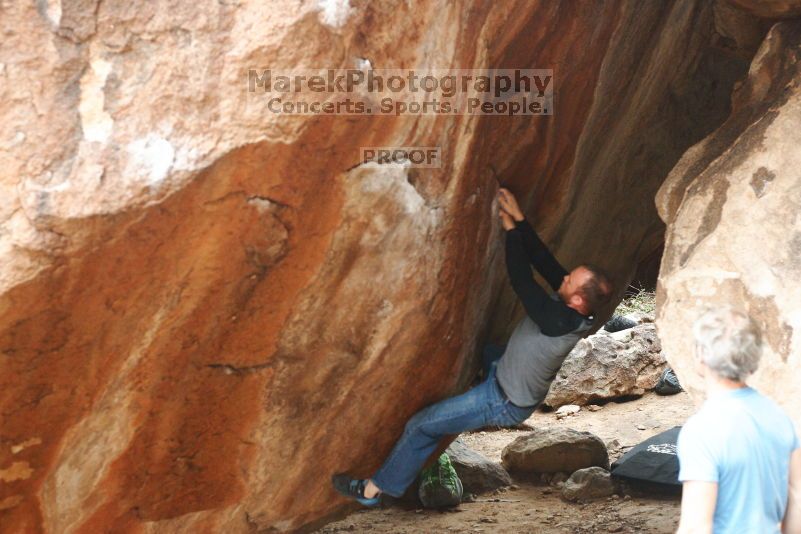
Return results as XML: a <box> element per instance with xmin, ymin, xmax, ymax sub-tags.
<box><xmin>676</xmin><ymin>307</ymin><xmax>801</xmax><ymax>534</ymax></box>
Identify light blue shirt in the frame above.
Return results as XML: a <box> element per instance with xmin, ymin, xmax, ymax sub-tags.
<box><xmin>678</xmin><ymin>387</ymin><xmax>799</xmax><ymax>533</ymax></box>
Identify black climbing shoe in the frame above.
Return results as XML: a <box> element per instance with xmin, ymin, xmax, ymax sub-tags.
<box><xmin>331</xmin><ymin>474</ymin><xmax>381</xmax><ymax>507</ymax></box>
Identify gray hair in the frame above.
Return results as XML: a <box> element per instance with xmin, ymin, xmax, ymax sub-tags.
<box><xmin>692</xmin><ymin>306</ymin><xmax>762</xmax><ymax>382</ymax></box>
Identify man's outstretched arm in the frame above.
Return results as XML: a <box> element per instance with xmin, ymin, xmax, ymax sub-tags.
<box><xmin>497</xmin><ymin>188</ymin><xmax>566</xmax><ymax>291</ymax></box>
<box><xmin>514</xmin><ymin>218</ymin><xmax>567</xmax><ymax>291</ymax></box>
<box><xmin>505</xmin><ymin>227</ymin><xmax>582</xmax><ymax>337</ymax></box>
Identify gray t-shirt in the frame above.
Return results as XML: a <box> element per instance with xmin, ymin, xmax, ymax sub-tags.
<box><xmin>496</xmin><ymin>306</ymin><xmax>593</xmax><ymax>407</ymax></box>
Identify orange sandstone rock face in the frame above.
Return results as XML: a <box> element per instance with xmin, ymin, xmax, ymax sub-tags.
<box><xmin>656</xmin><ymin>21</ymin><xmax>801</xmax><ymax>428</ymax></box>
<box><xmin>0</xmin><ymin>1</ymin><xmax>759</xmax><ymax>532</ymax></box>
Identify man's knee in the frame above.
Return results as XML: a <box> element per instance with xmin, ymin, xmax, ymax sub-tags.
<box><xmin>404</xmin><ymin>407</ymin><xmax>431</xmax><ymax>434</ymax></box>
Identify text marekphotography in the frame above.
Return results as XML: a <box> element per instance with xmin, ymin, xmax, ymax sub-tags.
<box><xmin>247</xmin><ymin>69</ymin><xmax>553</xmax><ymax>116</ymax></box>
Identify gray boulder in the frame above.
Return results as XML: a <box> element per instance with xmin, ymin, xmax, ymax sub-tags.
<box><xmin>545</xmin><ymin>323</ymin><xmax>666</xmax><ymax>407</ymax></box>
<box><xmin>501</xmin><ymin>428</ymin><xmax>609</xmax><ymax>480</ymax></box>
<box><xmin>561</xmin><ymin>467</ymin><xmax>617</xmax><ymax>501</ymax></box>
<box><xmin>445</xmin><ymin>439</ymin><xmax>512</xmax><ymax>494</ymax></box>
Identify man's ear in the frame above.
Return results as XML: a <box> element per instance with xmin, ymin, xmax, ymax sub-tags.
<box><xmin>569</xmin><ymin>293</ymin><xmax>587</xmax><ymax>312</ymax></box>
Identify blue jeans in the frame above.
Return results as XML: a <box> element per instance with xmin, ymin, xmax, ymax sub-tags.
<box><xmin>372</xmin><ymin>344</ymin><xmax>534</xmax><ymax>497</ymax></box>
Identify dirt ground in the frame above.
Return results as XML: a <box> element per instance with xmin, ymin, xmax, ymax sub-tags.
<box><xmin>317</xmin><ymin>391</ymin><xmax>696</xmax><ymax>533</ymax></box>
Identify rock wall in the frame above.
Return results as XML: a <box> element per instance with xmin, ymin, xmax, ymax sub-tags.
<box><xmin>656</xmin><ymin>20</ymin><xmax>801</xmax><ymax>427</ymax></box>
<box><xmin>0</xmin><ymin>0</ymin><xmax>768</xmax><ymax>532</ymax></box>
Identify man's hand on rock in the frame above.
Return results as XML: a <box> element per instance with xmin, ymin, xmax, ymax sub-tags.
<box><xmin>499</xmin><ymin>206</ymin><xmax>516</xmax><ymax>231</ymax></box>
<box><xmin>497</xmin><ymin>188</ymin><xmax>525</xmax><ymax>222</ymax></box>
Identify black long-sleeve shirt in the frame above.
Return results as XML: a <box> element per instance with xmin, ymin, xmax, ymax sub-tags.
<box><xmin>505</xmin><ymin>219</ymin><xmax>589</xmax><ymax>337</ymax></box>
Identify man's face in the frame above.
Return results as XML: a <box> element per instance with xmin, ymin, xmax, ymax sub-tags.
<box><xmin>558</xmin><ymin>266</ymin><xmax>593</xmax><ymax>306</ymax></box>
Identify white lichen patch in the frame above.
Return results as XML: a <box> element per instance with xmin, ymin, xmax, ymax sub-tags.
<box><xmin>317</xmin><ymin>0</ymin><xmax>352</xmax><ymax>28</ymax></box>
<box><xmin>172</xmin><ymin>143</ymin><xmax>201</xmax><ymax>172</ymax></box>
<box><xmin>45</xmin><ymin>0</ymin><xmax>62</xmax><ymax>26</ymax></box>
<box><xmin>355</xmin><ymin>162</ymin><xmax>424</xmax><ymax>215</ymax></box>
<box><xmin>79</xmin><ymin>58</ymin><xmax>114</xmax><ymax>143</ymax></box>
<box><xmin>171</xmin><ymin>133</ymin><xmax>219</xmax><ymax>172</ymax></box>
<box><xmin>126</xmin><ymin>134</ymin><xmax>176</xmax><ymax>186</ymax></box>
<box><xmin>247</xmin><ymin>197</ymin><xmax>275</xmax><ymax>213</ymax></box>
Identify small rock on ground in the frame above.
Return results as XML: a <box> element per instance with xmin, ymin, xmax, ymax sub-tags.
<box><xmin>502</xmin><ymin>427</ymin><xmax>609</xmax><ymax>479</ymax></box>
<box><xmin>562</xmin><ymin>467</ymin><xmax>617</xmax><ymax>502</ymax></box>
<box><xmin>446</xmin><ymin>438</ymin><xmax>512</xmax><ymax>494</ymax></box>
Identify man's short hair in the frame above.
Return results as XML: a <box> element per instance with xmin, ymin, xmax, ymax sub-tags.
<box><xmin>693</xmin><ymin>306</ymin><xmax>762</xmax><ymax>382</ymax></box>
<box><xmin>578</xmin><ymin>264</ymin><xmax>613</xmax><ymax>315</ymax></box>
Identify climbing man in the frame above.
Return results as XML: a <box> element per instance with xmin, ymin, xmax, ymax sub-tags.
<box><xmin>332</xmin><ymin>187</ymin><xmax>613</xmax><ymax>505</ymax></box>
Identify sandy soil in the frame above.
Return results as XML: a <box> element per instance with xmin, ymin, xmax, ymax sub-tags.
<box><xmin>317</xmin><ymin>392</ymin><xmax>696</xmax><ymax>533</ymax></box>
